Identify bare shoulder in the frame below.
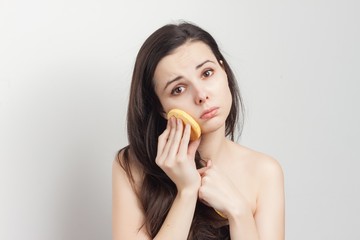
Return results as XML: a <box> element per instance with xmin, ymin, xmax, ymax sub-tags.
<box><xmin>112</xmin><ymin>147</ymin><xmax>148</xmax><ymax>239</ymax></box>
<box><xmin>233</xmin><ymin>145</ymin><xmax>285</xmax><ymax>239</ymax></box>
<box><xmin>250</xmin><ymin>148</ymin><xmax>282</xmax><ymax>178</ymax></box>
<box><xmin>112</xmin><ymin>147</ymin><xmax>143</xmax><ymax>189</ymax></box>
<box><xmin>231</xmin><ymin>143</ymin><xmax>284</xmax><ymax>181</ymax></box>
<box><xmin>112</xmin><ymin>148</ymin><xmax>131</xmax><ymax>187</ymax></box>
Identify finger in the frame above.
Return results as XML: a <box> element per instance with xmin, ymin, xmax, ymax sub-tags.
<box><xmin>197</xmin><ymin>160</ymin><xmax>212</xmax><ymax>176</ymax></box>
<box><xmin>198</xmin><ymin>185</ymin><xmax>211</xmax><ymax>205</ymax></box>
<box><xmin>178</xmin><ymin>123</ymin><xmax>191</xmax><ymax>156</ymax></box>
<box><xmin>168</xmin><ymin>118</ymin><xmax>184</xmax><ymax>158</ymax></box>
<box><xmin>161</xmin><ymin>117</ymin><xmax>177</xmax><ymax>159</ymax></box>
<box><xmin>197</xmin><ymin>166</ymin><xmax>207</xmax><ymax>176</ymax></box>
<box><xmin>156</xmin><ymin>120</ymin><xmax>171</xmax><ymax>165</ymax></box>
<box><xmin>157</xmin><ymin>119</ymin><xmax>171</xmax><ymax>154</ymax></box>
<box><xmin>188</xmin><ymin>137</ymin><xmax>201</xmax><ymax>158</ymax></box>
<box><xmin>207</xmin><ymin>159</ymin><xmax>212</xmax><ymax>168</ymax></box>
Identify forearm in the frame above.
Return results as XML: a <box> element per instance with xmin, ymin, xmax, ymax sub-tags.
<box><xmin>228</xmin><ymin>210</ymin><xmax>259</xmax><ymax>240</ymax></box>
<box><xmin>153</xmin><ymin>189</ymin><xmax>198</xmax><ymax>240</ymax></box>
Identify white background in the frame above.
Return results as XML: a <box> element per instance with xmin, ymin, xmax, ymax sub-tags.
<box><xmin>1</xmin><ymin>0</ymin><xmax>359</xmax><ymax>239</ymax></box>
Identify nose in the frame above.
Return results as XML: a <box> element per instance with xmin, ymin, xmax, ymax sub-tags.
<box><xmin>194</xmin><ymin>88</ymin><xmax>209</xmax><ymax>105</ymax></box>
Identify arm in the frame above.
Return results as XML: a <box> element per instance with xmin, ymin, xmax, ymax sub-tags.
<box><xmin>153</xmin><ymin>188</ymin><xmax>198</xmax><ymax>240</ymax></box>
<box><xmin>198</xmin><ymin>161</ymin><xmax>260</xmax><ymax>240</ymax></box>
<box><xmin>153</xmin><ymin>118</ymin><xmax>201</xmax><ymax>239</ymax></box>
<box><xmin>112</xmin><ymin>157</ymin><xmax>199</xmax><ymax>240</ymax></box>
<box><xmin>253</xmin><ymin>157</ymin><xmax>285</xmax><ymax>240</ymax></box>
<box><xmin>112</xmin><ymin>157</ymin><xmax>150</xmax><ymax>240</ymax></box>
<box><xmin>228</xmin><ymin>157</ymin><xmax>284</xmax><ymax>239</ymax></box>
<box><xmin>112</xmin><ymin>119</ymin><xmax>201</xmax><ymax>240</ymax></box>
<box><xmin>198</xmin><ymin>157</ymin><xmax>284</xmax><ymax>240</ymax></box>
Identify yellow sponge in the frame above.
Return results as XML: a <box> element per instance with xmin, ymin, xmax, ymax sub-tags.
<box><xmin>167</xmin><ymin>109</ymin><xmax>201</xmax><ymax>141</ymax></box>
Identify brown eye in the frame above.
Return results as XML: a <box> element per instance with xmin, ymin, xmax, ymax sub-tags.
<box><xmin>171</xmin><ymin>86</ymin><xmax>185</xmax><ymax>95</ymax></box>
<box><xmin>202</xmin><ymin>69</ymin><xmax>214</xmax><ymax>78</ymax></box>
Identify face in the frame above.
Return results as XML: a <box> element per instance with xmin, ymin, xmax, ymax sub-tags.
<box><xmin>153</xmin><ymin>41</ymin><xmax>232</xmax><ymax>135</ymax></box>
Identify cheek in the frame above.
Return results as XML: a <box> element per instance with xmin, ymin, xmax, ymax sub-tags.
<box><xmin>224</xmin><ymin>87</ymin><xmax>233</xmax><ymax>112</ymax></box>
<box><xmin>158</xmin><ymin>98</ymin><xmax>170</xmax><ymax>114</ymax></box>
<box><xmin>157</xmin><ymin>97</ymin><xmax>180</xmax><ymax>115</ymax></box>
<box><xmin>216</xmin><ymin>76</ymin><xmax>232</xmax><ymax>100</ymax></box>
<box><xmin>161</xmin><ymin>101</ymin><xmax>188</xmax><ymax>115</ymax></box>
<box><xmin>218</xmin><ymin>78</ymin><xmax>233</xmax><ymax>113</ymax></box>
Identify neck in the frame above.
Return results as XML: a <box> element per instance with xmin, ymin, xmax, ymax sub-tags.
<box><xmin>197</xmin><ymin>125</ymin><xmax>230</xmax><ymax>164</ymax></box>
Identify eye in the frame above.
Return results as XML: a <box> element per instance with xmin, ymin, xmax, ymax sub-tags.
<box><xmin>171</xmin><ymin>86</ymin><xmax>185</xmax><ymax>95</ymax></box>
<box><xmin>202</xmin><ymin>69</ymin><xmax>214</xmax><ymax>78</ymax></box>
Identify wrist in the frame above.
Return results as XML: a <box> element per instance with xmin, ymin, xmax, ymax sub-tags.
<box><xmin>176</xmin><ymin>178</ymin><xmax>201</xmax><ymax>197</ymax></box>
<box><xmin>227</xmin><ymin>206</ymin><xmax>254</xmax><ymax>223</ymax></box>
<box><xmin>177</xmin><ymin>185</ymin><xmax>199</xmax><ymax>198</ymax></box>
<box><xmin>225</xmin><ymin>200</ymin><xmax>253</xmax><ymax>222</ymax></box>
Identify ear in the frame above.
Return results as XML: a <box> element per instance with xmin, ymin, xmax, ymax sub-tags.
<box><xmin>219</xmin><ymin>59</ymin><xmax>224</xmax><ymax>69</ymax></box>
<box><xmin>218</xmin><ymin>60</ymin><xmax>227</xmax><ymax>77</ymax></box>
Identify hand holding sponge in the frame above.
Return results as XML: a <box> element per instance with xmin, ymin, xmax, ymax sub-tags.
<box><xmin>167</xmin><ymin>109</ymin><xmax>201</xmax><ymax>141</ymax></box>
<box><xmin>166</xmin><ymin>109</ymin><xmax>227</xmax><ymax>219</ymax></box>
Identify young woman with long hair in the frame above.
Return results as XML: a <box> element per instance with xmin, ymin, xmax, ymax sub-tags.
<box><xmin>112</xmin><ymin>22</ymin><xmax>285</xmax><ymax>240</ymax></box>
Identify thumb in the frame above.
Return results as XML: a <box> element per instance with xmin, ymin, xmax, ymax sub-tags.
<box><xmin>188</xmin><ymin>138</ymin><xmax>201</xmax><ymax>157</ymax></box>
<box><xmin>198</xmin><ymin>160</ymin><xmax>212</xmax><ymax>176</ymax></box>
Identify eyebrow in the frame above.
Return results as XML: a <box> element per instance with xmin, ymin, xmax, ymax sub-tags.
<box><xmin>163</xmin><ymin>60</ymin><xmax>215</xmax><ymax>91</ymax></box>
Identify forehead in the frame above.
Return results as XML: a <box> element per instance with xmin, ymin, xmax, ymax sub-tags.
<box><xmin>154</xmin><ymin>41</ymin><xmax>216</xmax><ymax>83</ymax></box>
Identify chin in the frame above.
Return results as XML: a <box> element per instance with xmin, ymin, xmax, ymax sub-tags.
<box><xmin>200</xmin><ymin>118</ymin><xmax>226</xmax><ymax>135</ymax></box>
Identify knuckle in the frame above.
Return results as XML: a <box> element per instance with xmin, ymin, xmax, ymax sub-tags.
<box><xmin>163</xmin><ymin>160</ymin><xmax>173</xmax><ymax>169</ymax></box>
<box><xmin>158</xmin><ymin>133</ymin><xmax>168</xmax><ymax>141</ymax></box>
<box><xmin>202</xmin><ymin>176</ymin><xmax>209</xmax><ymax>184</ymax></box>
<box><xmin>155</xmin><ymin>157</ymin><xmax>162</xmax><ymax>166</ymax></box>
<box><xmin>175</xmin><ymin>156</ymin><xmax>185</xmax><ymax>163</ymax></box>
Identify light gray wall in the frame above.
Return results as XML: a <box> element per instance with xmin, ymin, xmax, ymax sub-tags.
<box><xmin>1</xmin><ymin>0</ymin><xmax>359</xmax><ymax>239</ymax></box>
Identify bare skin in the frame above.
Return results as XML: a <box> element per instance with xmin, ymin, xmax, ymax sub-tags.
<box><xmin>112</xmin><ymin>41</ymin><xmax>285</xmax><ymax>239</ymax></box>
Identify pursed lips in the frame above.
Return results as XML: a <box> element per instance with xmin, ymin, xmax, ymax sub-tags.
<box><xmin>200</xmin><ymin>107</ymin><xmax>219</xmax><ymax>120</ymax></box>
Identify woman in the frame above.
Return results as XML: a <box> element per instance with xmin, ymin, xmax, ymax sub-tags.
<box><xmin>112</xmin><ymin>22</ymin><xmax>285</xmax><ymax>240</ymax></box>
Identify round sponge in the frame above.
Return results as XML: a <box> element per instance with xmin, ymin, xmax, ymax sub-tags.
<box><xmin>167</xmin><ymin>109</ymin><xmax>201</xmax><ymax>141</ymax></box>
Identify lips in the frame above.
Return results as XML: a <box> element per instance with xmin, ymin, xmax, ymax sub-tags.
<box><xmin>200</xmin><ymin>107</ymin><xmax>219</xmax><ymax>120</ymax></box>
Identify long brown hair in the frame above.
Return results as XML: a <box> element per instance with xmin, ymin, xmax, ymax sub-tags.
<box><xmin>118</xmin><ymin>22</ymin><xmax>244</xmax><ymax>239</ymax></box>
